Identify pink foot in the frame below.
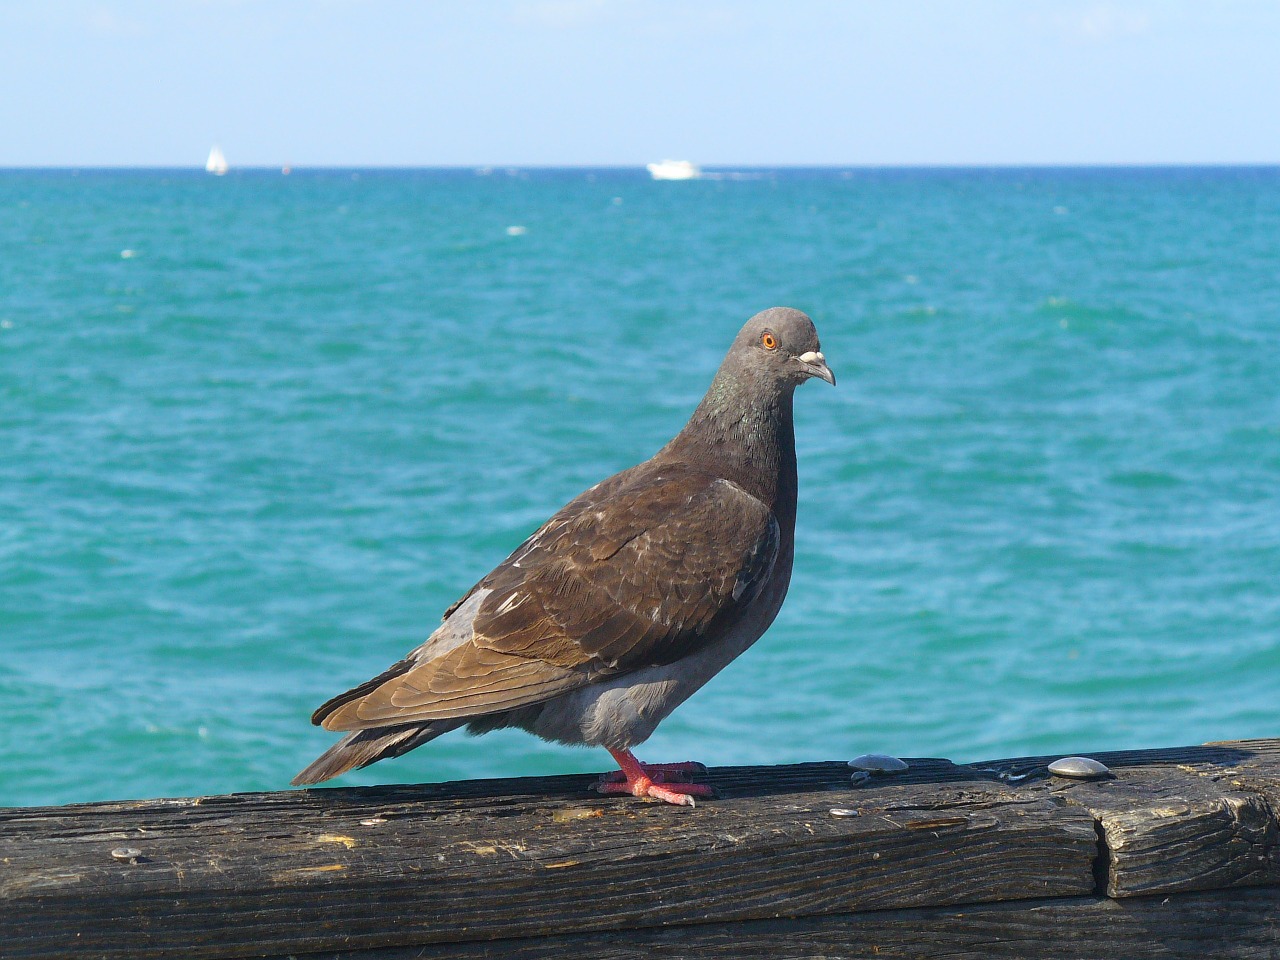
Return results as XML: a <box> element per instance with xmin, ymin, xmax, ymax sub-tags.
<box><xmin>595</xmin><ymin>749</ymin><xmax>715</xmax><ymax>807</ymax></box>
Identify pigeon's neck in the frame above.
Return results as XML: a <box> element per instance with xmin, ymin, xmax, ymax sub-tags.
<box><xmin>665</xmin><ymin>369</ymin><xmax>798</xmax><ymax>516</ymax></box>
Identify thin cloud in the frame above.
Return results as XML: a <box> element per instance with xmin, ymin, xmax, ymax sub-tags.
<box><xmin>512</xmin><ymin>0</ymin><xmax>614</xmax><ymax>29</ymax></box>
<box><xmin>1058</xmin><ymin>4</ymin><xmax>1152</xmax><ymax>42</ymax></box>
<box><xmin>86</xmin><ymin>7</ymin><xmax>146</xmax><ymax>37</ymax></box>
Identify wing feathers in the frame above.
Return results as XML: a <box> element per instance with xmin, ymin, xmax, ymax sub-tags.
<box><xmin>317</xmin><ymin>463</ymin><xmax>779</xmax><ymax>733</ymax></box>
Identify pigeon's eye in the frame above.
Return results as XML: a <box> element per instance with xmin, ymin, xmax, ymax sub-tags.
<box><xmin>761</xmin><ymin>332</ymin><xmax>778</xmax><ymax>350</ymax></box>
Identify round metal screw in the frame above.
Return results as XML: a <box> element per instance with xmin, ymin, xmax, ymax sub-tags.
<box><xmin>849</xmin><ymin>753</ymin><xmax>909</xmax><ymax>773</ymax></box>
<box><xmin>1047</xmin><ymin>756</ymin><xmax>1111</xmax><ymax>780</ymax></box>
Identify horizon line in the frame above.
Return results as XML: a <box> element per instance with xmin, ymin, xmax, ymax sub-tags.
<box><xmin>3</xmin><ymin>161</ymin><xmax>1280</xmax><ymax>172</ymax></box>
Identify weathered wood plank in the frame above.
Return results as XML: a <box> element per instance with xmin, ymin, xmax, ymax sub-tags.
<box><xmin>276</xmin><ymin>887</ymin><xmax>1280</xmax><ymax>960</ymax></box>
<box><xmin>0</xmin><ymin>762</ymin><xmax>1096</xmax><ymax>960</ymax></box>
<box><xmin>1056</xmin><ymin>768</ymin><xmax>1277</xmax><ymax>898</ymax></box>
<box><xmin>6</xmin><ymin>740</ymin><xmax>1280</xmax><ymax>959</ymax></box>
<box><xmin>964</xmin><ymin>740</ymin><xmax>1280</xmax><ymax>897</ymax></box>
<box><xmin>1203</xmin><ymin>738</ymin><xmax>1280</xmax><ymax>811</ymax></box>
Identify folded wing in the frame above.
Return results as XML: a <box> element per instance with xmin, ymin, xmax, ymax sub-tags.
<box><xmin>315</xmin><ymin>465</ymin><xmax>779</xmax><ymax>732</ymax></box>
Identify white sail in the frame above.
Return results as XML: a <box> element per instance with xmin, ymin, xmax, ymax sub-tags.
<box><xmin>205</xmin><ymin>146</ymin><xmax>228</xmax><ymax>176</ymax></box>
<box><xmin>646</xmin><ymin>159</ymin><xmax>700</xmax><ymax>181</ymax></box>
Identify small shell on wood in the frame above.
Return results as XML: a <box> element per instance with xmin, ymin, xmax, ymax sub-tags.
<box><xmin>1047</xmin><ymin>756</ymin><xmax>1111</xmax><ymax>779</ymax></box>
<box><xmin>848</xmin><ymin>753</ymin><xmax>909</xmax><ymax>773</ymax></box>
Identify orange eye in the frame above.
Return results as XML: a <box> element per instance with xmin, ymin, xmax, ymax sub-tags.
<box><xmin>761</xmin><ymin>332</ymin><xmax>778</xmax><ymax>350</ymax></box>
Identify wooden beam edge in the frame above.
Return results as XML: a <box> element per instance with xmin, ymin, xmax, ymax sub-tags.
<box><xmin>256</xmin><ymin>887</ymin><xmax>1280</xmax><ymax>960</ymax></box>
<box><xmin>4</xmin><ymin>739</ymin><xmax>1280</xmax><ymax>959</ymax></box>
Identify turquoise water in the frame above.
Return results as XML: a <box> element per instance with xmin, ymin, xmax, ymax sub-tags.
<box><xmin>2</xmin><ymin>167</ymin><xmax>1277</xmax><ymax>808</ymax></box>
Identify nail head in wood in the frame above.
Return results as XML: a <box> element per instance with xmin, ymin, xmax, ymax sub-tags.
<box><xmin>1047</xmin><ymin>756</ymin><xmax>1112</xmax><ymax>779</ymax></box>
<box><xmin>849</xmin><ymin>753</ymin><xmax>909</xmax><ymax>773</ymax></box>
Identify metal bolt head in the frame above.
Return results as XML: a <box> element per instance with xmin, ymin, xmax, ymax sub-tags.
<box><xmin>1047</xmin><ymin>756</ymin><xmax>1111</xmax><ymax>779</ymax></box>
<box><xmin>849</xmin><ymin>753</ymin><xmax>909</xmax><ymax>773</ymax></box>
<box><xmin>110</xmin><ymin>847</ymin><xmax>142</xmax><ymax>862</ymax></box>
<box><xmin>829</xmin><ymin>807</ymin><xmax>861</xmax><ymax>818</ymax></box>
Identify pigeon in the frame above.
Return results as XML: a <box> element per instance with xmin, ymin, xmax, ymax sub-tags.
<box><xmin>293</xmin><ymin>307</ymin><xmax>834</xmax><ymax>805</ymax></box>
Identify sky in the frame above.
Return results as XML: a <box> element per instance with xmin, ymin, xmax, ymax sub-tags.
<box><xmin>2</xmin><ymin>1</ymin><xmax>1278</xmax><ymax>167</ymax></box>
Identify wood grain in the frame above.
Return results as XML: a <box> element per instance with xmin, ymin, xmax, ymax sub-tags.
<box><xmin>1</xmin><ymin>762</ymin><xmax>1094</xmax><ymax>959</ymax></box>
<box><xmin>5</xmin><ymin>741</ymin><xmax>1280</xmax><ymax>959</ymax></box>
<box><xmin>964</xmin><ymin>738</ymin><xmax>1280</xmax><ymax>897</ymax></box>
<box><xmin>276</xmin><ymin>888</ymin><xmax>1280</xmax><ymax>960</ymax></box>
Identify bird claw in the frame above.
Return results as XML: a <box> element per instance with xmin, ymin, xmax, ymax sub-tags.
<box><xmin>594</xmin><ymin>752</ymin><xmax>715</xmax><ymax>806</ymax></box>
<box><xmin>595</xmin><ymin>777</ymin><xmax>716</xmax><ymax>806</ymax></box>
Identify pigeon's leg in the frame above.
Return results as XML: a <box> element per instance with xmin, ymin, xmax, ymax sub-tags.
<box><xmin>598</xmin><ymin>760</ymin><xmax>707</xmax><ymax>783</ymax></box>
<box><xmin>596</xmin><ymin>748</ymin><xmax>715</xmax><ymax>806</ymax></box>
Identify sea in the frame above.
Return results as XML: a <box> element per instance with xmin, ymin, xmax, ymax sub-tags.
<box><xmin>2</xmin><ymin>166</ymin><xmax>1277</xmax><ymax>808</ymax></box>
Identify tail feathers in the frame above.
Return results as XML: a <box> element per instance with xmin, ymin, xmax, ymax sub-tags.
<box><xmin>291</xmin><ymin>720</ymin><xmax>459</xmax><ymax>786</ymax></box>
<box><xmin>309</xmin><ymin>657</ymin><xmax>417</xmax><ymax>728</ymax></box>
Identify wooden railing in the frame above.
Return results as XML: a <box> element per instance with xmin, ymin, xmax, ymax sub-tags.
<box><xmin>4</xmin><ymin>738</ymin><xmax>1279</xmax><ymax>958</ymax></box>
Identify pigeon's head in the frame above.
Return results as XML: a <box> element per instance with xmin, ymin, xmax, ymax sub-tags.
<box><xmin>733</xmin><ymin>307</ymin><xmax>835</xmax><ymax>388</ymax></box>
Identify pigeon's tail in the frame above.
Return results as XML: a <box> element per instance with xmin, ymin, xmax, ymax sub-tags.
<box><xmin>291</xmin><ymin>721</ymin><xmax>461</xmax><ymax>786</ymax></box>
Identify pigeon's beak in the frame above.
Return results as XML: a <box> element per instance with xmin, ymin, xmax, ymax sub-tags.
<box><xmin>795</xmin><ymin>351</ymin><xmax>836</xmax><ymax>386</ymax></box>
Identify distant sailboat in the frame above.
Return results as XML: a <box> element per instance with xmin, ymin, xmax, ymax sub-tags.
<box><xmin>205</xmin><ymin>146</ymin><xmax>229</xmax><ymax>176</ymax></box>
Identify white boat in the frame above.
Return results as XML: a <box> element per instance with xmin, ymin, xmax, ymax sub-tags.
<box><xmin>646</xmin><ymin>159</ymin><xmax>700</xmax><ymax>181</ymax></box>
<box><xmin>205</xmin><ymin>146</ymin><xmax>228</xmax><ymax>176</ymax></box>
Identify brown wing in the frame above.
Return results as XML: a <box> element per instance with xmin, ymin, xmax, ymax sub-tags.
<box><xmin>320</xmin><ymin>464</ymin><xmax>780</xmax><ymax>731</ymax></box>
